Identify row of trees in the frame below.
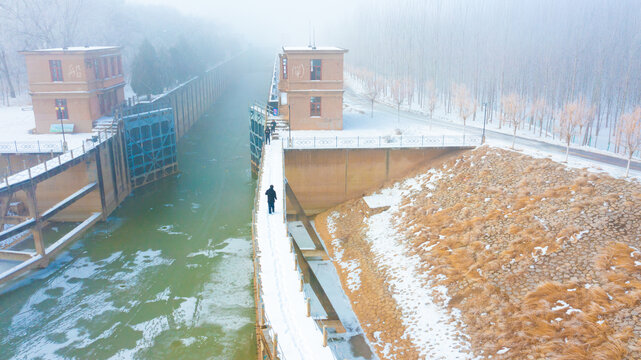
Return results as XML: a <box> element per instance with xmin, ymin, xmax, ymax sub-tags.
<box><xmin>0</xmin><ymin>0</ymin><xmax>238</xmax><ymax>104</ymax></box>
<box><xmin>353</xmin><ymin>68</ymin><xmax>641</xmax><ymax>176</ymax></box>
<box><xmin>341</xmin><ymin>0</ymin><xmax>641</xmax><ymax>175</ymax></box>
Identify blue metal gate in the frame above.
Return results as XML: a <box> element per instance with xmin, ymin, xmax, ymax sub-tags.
<box><xmin>249</xmin><ymin>104</ymin><xmax>266</xmax><ymax>175</ymax></box>
<box><xmin>121</xmin><ymin>102</ymin><xmax>178</xmax><ymax>188</ymax></box>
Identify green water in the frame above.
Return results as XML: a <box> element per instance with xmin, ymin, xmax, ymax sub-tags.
<box><xmin>0</xmin><ymin>51</ymin><xmax>270</xmax><ymax>360</ymax></box>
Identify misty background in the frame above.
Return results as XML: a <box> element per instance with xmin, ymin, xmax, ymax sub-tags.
<box><xmin>0</xmin><ymin>0</ymin><xmax>640</xmax><ymax>152</ymax></box>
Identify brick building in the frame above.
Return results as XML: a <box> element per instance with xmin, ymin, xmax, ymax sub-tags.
<box><xmin>20</xmin><ymin>46</ymin><xmax>126</xmax><ymax>134</ymax></box>
<box><xmin>278</xmin><ymin>46</ymin><xmax>348</xmax><ymax>130</ymax></box>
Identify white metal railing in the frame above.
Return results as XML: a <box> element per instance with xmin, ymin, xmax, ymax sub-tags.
<box><xmin>0</xmin><ymin>140</ymin><xmax>65</xmax><ymax>154</ymax></box>
<box><xmin>282</xmin><ymin>134</ymin><xmax>482</xmax><ymax>149</ymax></box>
<box><xmin>1</xmin><ymin>130</ymin><xmax>115</xmax><ymax>190</ymax></box>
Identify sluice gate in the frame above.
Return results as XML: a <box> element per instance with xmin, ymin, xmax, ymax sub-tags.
<box><xmin>121</xmin><ymin>103</ymin><xmax>177</xmax><ymax>189</ymax></box>
<box><xmin>0</xmin><ymin>59</ymin><xmax>232</xmax><ymax>286</ymax></box>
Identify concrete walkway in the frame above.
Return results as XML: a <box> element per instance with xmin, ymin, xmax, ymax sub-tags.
<box><xmin>255</xmin><ymin>139</ymin><xmax>335</xmax><ymax>359</ymax></box>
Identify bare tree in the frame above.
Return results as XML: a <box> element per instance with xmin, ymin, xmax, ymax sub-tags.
<box><xmin>426</xmin><ymin>81</ymin><xmax>438</xmax><ymax>129</ymax></box>
<box><xmin>405</xmin><ymin>77</ymin><xmax>415</xmax><ymax>110</ymax></box>
<box><xmin>530</xmin><ymin>98</ymin><xmax>547</xmax><ymax>137</ymax></box>
<box><xmin>342</xmin><ymin>1</ymin><xmax>641</xmax><ymax>155</ymax></box>
<box><xmin>559</xmin><ymin>99</ymin><xmax>592</xmax><ymax>162</ymax></box>
<box><xmin>453</xmin><ymin>83</ymin><xmax>473</xmax><ymax>130</ymax></box>
<box><xmin>391</xmin><ymin>79</ymin><xmax>406</xmax><ymax>126</ymax></box>
<box><xmin>0</xmin><ymin>48</ymin><xmax>16</xmax><ymax>100</ymax></box>
<box><xmin>364</xmin><ymin>71</ymin><xmax>382</xmax><ymax>118</ymax></box>
<box><xmin>617</xmin><ymin>107</ymin><xmax>641</xmax><ymax>177</ymax></box>
<box><xmin>502</xmin><ymin>93</ymin><xmax>526</xmax><ymax>149</ymax></box>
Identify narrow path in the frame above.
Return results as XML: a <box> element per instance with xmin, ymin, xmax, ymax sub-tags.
<box><xmin>255</xmin><ymin>140</ymin><xmax>334</xmax><ymax>359</ymax></box>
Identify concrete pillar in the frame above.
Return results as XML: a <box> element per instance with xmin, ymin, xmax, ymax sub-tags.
<box><xmin>0</xmin><ymin>194</ymin><xmax>12</xmax><ymax>229</ymax></box>
<box><xmin>25</xmin><ymin>186</ymin><xmax>46</xmax><ymax>260</ymax></box>
<box><xmin>94</xmin><ymin>145</ymin><xmax>107</xmax><ymax>219</ymax></box>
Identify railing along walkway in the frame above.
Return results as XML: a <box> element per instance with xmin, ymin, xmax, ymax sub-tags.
<box><xmin>0</xmin><ymin>140</ymin><xmax>66</xmax><ymax>154</ymax></box>
<box><xmin>282</xmin><ymin>134</ymin><xmax>482</xmax><ymax>149</ymax></box>
<box><xmin>1</xmin><ymin>131</ymin><xmax>115</xmax><ymax>193</ymax></box>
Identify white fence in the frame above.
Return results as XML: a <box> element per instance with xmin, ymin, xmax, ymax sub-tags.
<box><xmin>0</xmin><ymin>141</ymin><xmax>65</xmax><ymax>154</ymax></box>
<box><xmin>1</xmin><ymin>132</ymin><xmax>114</xmax><ymax>190</ymax></box>
<box><xmin>282</xmin><ymin>135</ymin><xmax>482</xmax><ymax>149</ymax></box>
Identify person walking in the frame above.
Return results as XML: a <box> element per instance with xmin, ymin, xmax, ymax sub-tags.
<box><xmin>265</xmin><ymin>185</ymin><xmax>277</xmax><ymax>214</ymax></box>
<box><xmin>265</xmin><ymin>127</ymin><xmax>271</xmax><ymax>145</ymax></box>
<box><xmin>271</xmin><ymin>120</ymin><xmax>277</xmax><ymax>133</ymax></box>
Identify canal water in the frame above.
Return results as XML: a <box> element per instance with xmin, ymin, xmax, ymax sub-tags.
<box><xmin>0</xmin><ymin>51</ymin><xmax>271</xmax><ymax>359</ymax></box>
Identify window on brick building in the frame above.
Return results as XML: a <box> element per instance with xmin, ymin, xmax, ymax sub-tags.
<box><xmin>93</xmin><ymin>58</ymin><xmax>101</xmax><ymax>79</ymax></box>
<box><xmin>99</xmin><ymin>94</ymin><xmax>105</xmax><ymax>115</ymax></box>
<box><xmin>310</xmin><ymin>59</ymin><xmax>321</xmax><ymax>80</ymax></box>
<box><xmin>281</xmin><ymin>57</ymin><xmax>287</xmax><ymax>79</ymax></box>
<box><xmin>103</xmin><ymin>58</ymin><xmax>110</xmax><ymax>78</ymax></box>
<box><xmin>111</xmin><ymin>90</ymin><xmax>118</xmax><ymax>108</ymax></box>
<box><xmin>117</xmin><ymin>56</ymin><xmax>122</xmax><ymax>75</ymax></box>
<box><xmin>55</xmin><ymin>99</ymin><xmax>68</xmax><ymax>120</ymax></box>
<box><xmin>310</xmin><ymin>97</ymin><xmax>321</xmax><ymax>116</ymax></box>
<box><xmin>49</xmin><ymin>60</ymin><xmax>63</xmax><ymax>81</ymax></box>
<box><xmin>111</xmin><ymin>57</ymin><xmax>116</xmax><ymax>77</ymax></box>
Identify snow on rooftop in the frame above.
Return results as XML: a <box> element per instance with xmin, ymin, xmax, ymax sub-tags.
<box><xmin>24</xmin><ymin>46</ymin><xmax>119</xmax><ymax>53</ymax></box>
<box><xmin>255</xmin><ymin>140</ymin><xmax>335</xmax><ymax>359</ymax></box>
<box><xmin>283</xmin><ymin>46</ymin><xmax>347</xmax><ymax>52</ymax></box>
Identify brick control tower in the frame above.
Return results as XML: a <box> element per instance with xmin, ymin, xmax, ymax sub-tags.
<box><xmin>20</xmin><ymin>46</ymin><xmax>126</xmax><ymax>134</ymax></box>
<box><xmin>278</xmin><ymin>46</ymin><xmax>348</xmax><ymax>130</ymax></box>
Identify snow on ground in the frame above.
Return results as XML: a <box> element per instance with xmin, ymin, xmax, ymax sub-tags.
<box><xmin>255</xmin><ymin>140</ymin><xmax>335</xmax><ymax>360</ymax></box>
<box><xmin>345</xmin><ymin>74</ymin><xmax>639</xmax><ymax>159</ymax></box>
<box><xmin>290</xmin><ymin>90</ymin><xmax>460</xmax><ymax>139</ymax></box>
<box><xmin>0</xmin><ymin>105</ymin><xmax>95</xmax><ymax>153</ymax></box>
<box><xmin>341</xmin><ymin>77</ymin><xmax>641</xmax><ymax>181</ymax></box>
<box><xmin>361</xmin><ymin>174</ymin><xmax>474</xmax><ymax>359</ymax></box>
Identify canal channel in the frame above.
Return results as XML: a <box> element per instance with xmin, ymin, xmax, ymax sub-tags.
<box><xmin>0</xmin><ymin>51</ymin><xmax>270</xmax><ymax>359</ymax></box>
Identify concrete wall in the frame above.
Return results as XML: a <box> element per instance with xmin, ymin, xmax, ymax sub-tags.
<box><xmin>284</xmin><ymin>147</ymin><xmax>470</xmax><ymax>214</ymax></box>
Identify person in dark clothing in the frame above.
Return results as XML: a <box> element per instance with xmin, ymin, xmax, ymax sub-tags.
<box><xmin>265</xmin><ymin>127</ymin><xmax>271</xmax><ymax>144</ymax></box>
<box><xmin>265</xmin><ymin>185</ymin><xmax>277</xmax><ymax>214</ymax></box>
<box><xmin>271</xmin><ymin>120</ymin><xmax>277</xmax><ymax>133</ymax></box>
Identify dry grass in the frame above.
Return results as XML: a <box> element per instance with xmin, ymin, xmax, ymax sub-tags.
<box><xmin>317</xmin><ymin>146</ymin><xmax>641</xmax><ymax>359</ymax></box>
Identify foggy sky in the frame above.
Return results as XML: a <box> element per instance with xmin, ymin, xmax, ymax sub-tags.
<box><xmin>126</xmin><ymin>0</ymin><xmax>362</xmax><ymax>48</ymax></box>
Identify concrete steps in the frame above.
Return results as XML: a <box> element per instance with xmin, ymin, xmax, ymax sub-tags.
<box><xmin>267</xmin><ymin>118</ymin><xmax>289</xmax><ymax>140</ymax></box>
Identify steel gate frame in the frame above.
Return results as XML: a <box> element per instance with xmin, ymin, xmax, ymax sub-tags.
<box><xmin>121</xmin><ymin>101</ymin><xmax>178</xmax><ymax>189</ymax></box>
